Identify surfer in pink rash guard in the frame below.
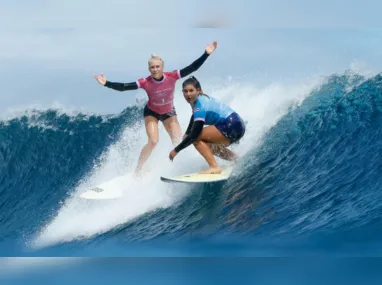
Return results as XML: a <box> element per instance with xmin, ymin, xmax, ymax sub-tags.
<box><xmin>93</xmin><ymin>41</ymin><xmax>217</xmax><ymax>176</ymax></box>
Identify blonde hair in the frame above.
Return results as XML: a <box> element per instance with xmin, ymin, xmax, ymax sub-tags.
<box><xmin>148</xmin><ymin>53</ymin><xmax>164</xmax><ymax>67</ymax></box>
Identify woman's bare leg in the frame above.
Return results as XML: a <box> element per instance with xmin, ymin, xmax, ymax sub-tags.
<box><xmin>210</xmin><ymin>144</ymin><xmax>238</xmax><ymax>162</ymax></box>
<box><xmin>192</xmin><ymin>126</ymin><xmax>232</xmax><ymax>174</ymax></box>
<box><xmin>135</xmin><ymin>116</ymin><xmax>159</xmax><ymax>175</ymax></box>
<box><xmin>162</xmin><ymin>115</ymin><xmax>182</xmax><ymax>146</ymax></box>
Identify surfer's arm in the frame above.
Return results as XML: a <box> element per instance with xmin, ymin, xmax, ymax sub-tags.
<box><xmin>104</xmin><ymin>81</ymin><xmax>139</xmax><ymax>91</ymax></box>
<box><xmin>179</xmin><ymin>51</ymin><xmax>210</xmax><ymax>78</ymax></box>
<box><xmin>185</xmin><ymin>115</ymin><xmax>194</xmax><ymax>135</ymax></box>
<box><xmin>174</xmin><ymin>120</ymin><xmax>204</xmax><ymax>153</ymax></box>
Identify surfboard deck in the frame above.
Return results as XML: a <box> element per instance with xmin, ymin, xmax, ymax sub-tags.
<box><xmin>79</xmin><ymin>174</ymin><xmax>130</xmax><ymax>200</ymax></box>
<box><xmin>160</xmin><ymin>166</ymin><xmax>233</xmax><ymax>184</ymax></box>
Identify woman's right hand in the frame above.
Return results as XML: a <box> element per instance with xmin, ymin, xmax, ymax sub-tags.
<box><xmin>93</xmin><ymin>73</ymin><xmax>107</xmax><ymax>86</ymax></box>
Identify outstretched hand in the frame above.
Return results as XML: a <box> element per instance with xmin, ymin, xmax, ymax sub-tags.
<box><xmin>169</xmin><ymin>149</ymin><xmax>178</xmax><ymax>161</ymax></box>
<box><xmin>93</xmin><ymin>73</ymin><xmax>107</xmax><ymax>86</ymax></box>
<box><xmin>205</xmin><ymin>41</ymin><xmax>218</xmax><ymax>54</ymax></box>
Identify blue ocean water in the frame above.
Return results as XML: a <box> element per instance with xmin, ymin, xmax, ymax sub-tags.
<box><xmin>1</xmin><ymin>71</ymin><xmax>382</xmax><ymax>283</ymax></box>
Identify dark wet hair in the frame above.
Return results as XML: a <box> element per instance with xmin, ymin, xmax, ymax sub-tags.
<box><xmin>182</xmin><ymin>76</ymin><xmax>209</xmax><ymax>98</ymax></box>
<box><xmin>182</xmin><ymin>76</ymin><xmax>201</xmax><ymax>90</ymax></box>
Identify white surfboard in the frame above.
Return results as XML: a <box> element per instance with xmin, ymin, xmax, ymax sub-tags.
<box><xmin>79</xmin><ymin>174</ymin><xmax>131</xmax><ymax>200</ymax></box>
<box><xmin>160</xmin><ymin>166</ymin><xmax>233</xmax><ymax>184</ymax></box>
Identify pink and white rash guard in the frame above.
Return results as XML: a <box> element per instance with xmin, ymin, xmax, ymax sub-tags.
<box><xmin>136</xmin><ymin>70</ymin><xmax>181</xmax><ymax>114</ymax></box>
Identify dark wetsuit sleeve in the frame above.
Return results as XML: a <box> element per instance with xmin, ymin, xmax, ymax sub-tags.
<box><xmin>104</xmin><ymin>81</ymin><xmax>139</xmax><ymax>91</ymax></box>
<box><xmin>185</xmin><ymin>115</ymin><xmax>194</xmax><ymax>135</ymax></box>
<box><xmin>175</xmin><ymin>120</ymin><xmax>204</xmax><ymax>153</ymax></box>
<box><xmin>179</xmin><ymin>51</ymin><xmax>210</xmax><ymax>78</ymax></box>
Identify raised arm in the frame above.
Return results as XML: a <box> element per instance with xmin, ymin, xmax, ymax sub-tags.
<box><xmin>104</xmin><ymin>81</ymin><xmax>138</xmax><ymax>91</ymax></box>
<box><xmin>179</xmin><ymin>41</ymin><xmax>218</xmax><ymax>78</ymax></box>
<box><xmin>93</xmin><ymin>74</ymin><xmax>138</xmax><ymax>91</ymax></box>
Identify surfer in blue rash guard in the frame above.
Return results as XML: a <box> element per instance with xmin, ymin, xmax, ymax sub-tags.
<box><xmin>169</xmin><ymin>76</ymin><xmax>246</xmax><ymax>174</ymax></box>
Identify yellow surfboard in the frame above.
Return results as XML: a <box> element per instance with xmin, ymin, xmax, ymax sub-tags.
<box><xmin>160</xmin><ymin>166</ymin><xmax>233</xmax><ymax>184</ymax></box>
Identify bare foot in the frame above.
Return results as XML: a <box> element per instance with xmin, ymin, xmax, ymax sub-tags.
<box><xmin>133</xmin><ymin>167</ymin><xmax>145</xmax><ymax>179</ymax></box>
<box><xmin>133</xmin><ymin>171</ymin><xmax>142</xmax><ymax>180</ymax></box>
<box><xmin>133</xmin><ymin>164</ymin><xmax>154</xmax><ymax>180</ymax></box>
<box><xmin>198</xmin><ymin>167</ymin><xmax>223</xmax><ymax>174</ymax></box>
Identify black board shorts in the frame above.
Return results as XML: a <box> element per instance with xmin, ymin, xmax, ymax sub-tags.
<box><xmin>143</xmin><ymin>105</ymin><xmax>177</xmax><ymax>122</ymax></box>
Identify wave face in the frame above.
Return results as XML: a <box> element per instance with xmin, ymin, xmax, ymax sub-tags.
<box><xmin>0</xmin><ymin>107</ymin><xmax>142</xmax><ymax>249</ymax></box>
<box><xmin>1</xmin><ymin>72</ymin><xmax>382</xmax><ymax>257</ymax></box>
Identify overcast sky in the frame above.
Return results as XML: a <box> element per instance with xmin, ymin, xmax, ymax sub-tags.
<box><xmin>1</xmin><ymin>0</ymin><xmax>381</xmax><ymax>115</ymax></box>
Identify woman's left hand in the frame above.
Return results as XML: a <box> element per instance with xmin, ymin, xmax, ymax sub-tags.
<box><xmin>205</xmin><ymin>41</ymin><xmax>218</xmax><ymax>54</ymax></box>
<box><xmin>169</xmin><ymin>149</ymin><xmax>178</xmax><ymax>161</ymax></box>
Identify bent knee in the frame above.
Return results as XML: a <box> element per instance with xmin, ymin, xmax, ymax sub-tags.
<box><xmin>148</xmin><ymin>139</ymin><xmax>159</xmax><ymax>148</ymax></box>
<box><xmin>192</xmin><ymin>139</ymin><xmax>203</xmax><ymax>147</ymax></box>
